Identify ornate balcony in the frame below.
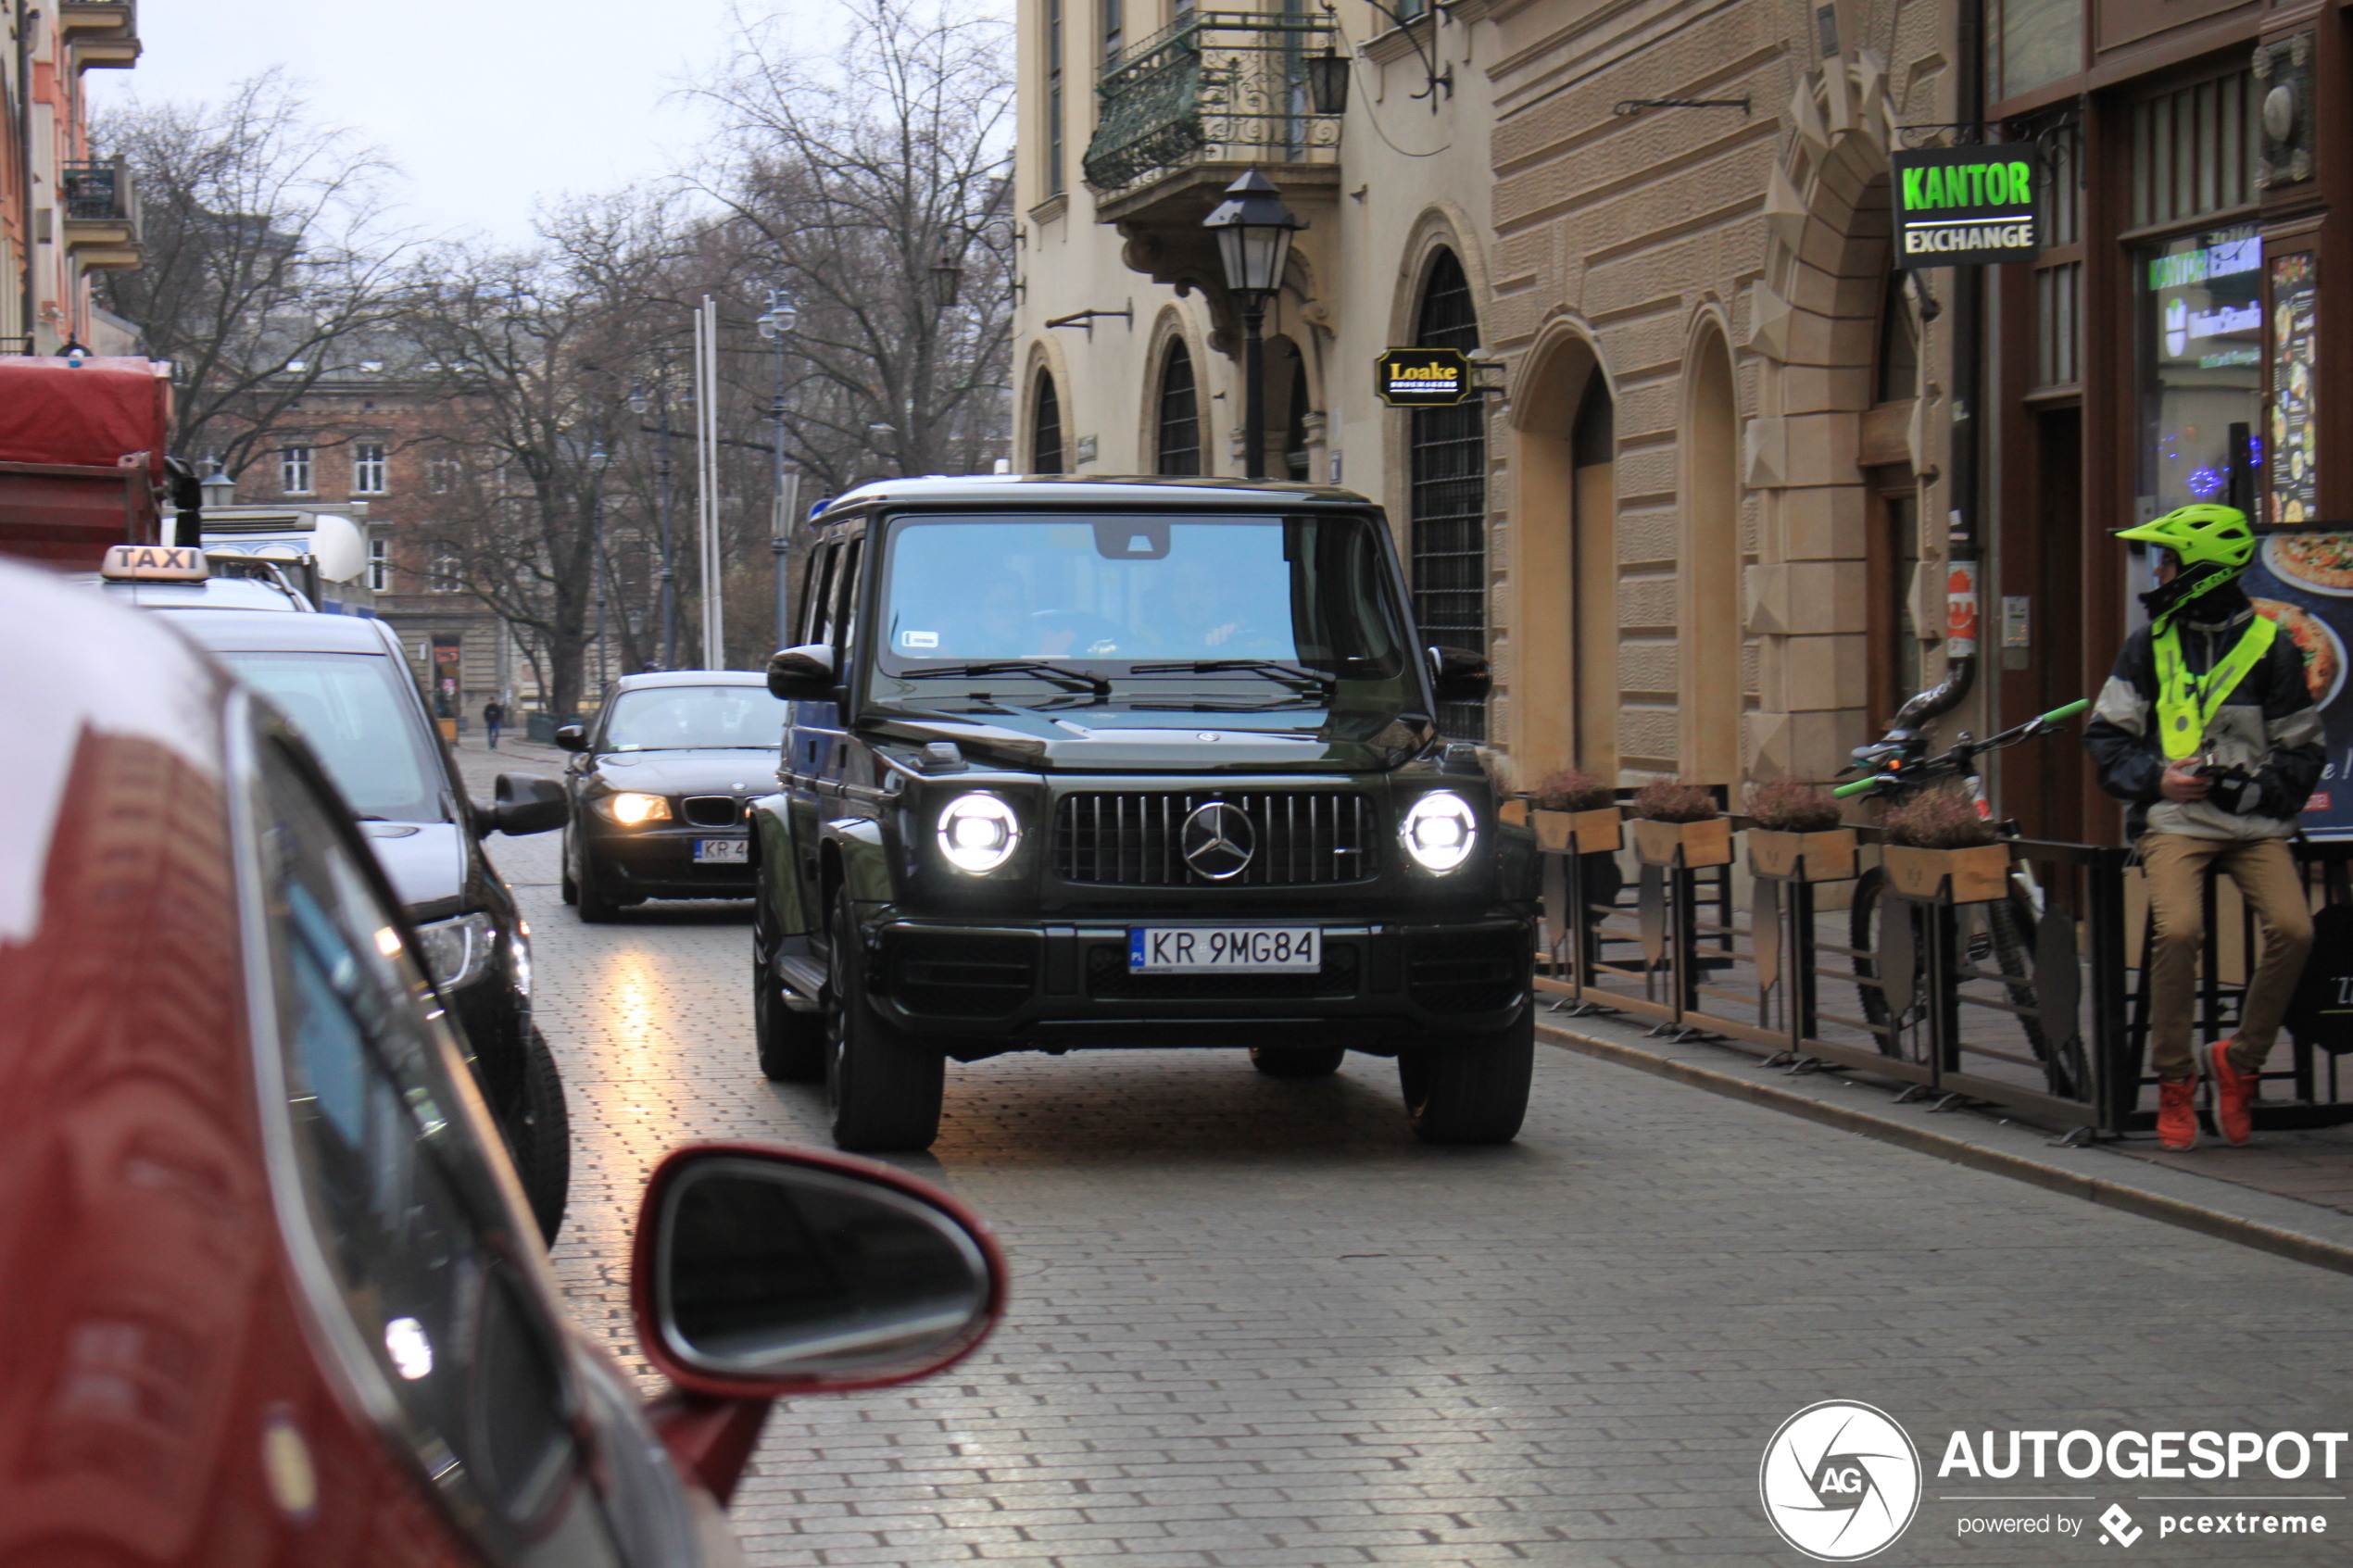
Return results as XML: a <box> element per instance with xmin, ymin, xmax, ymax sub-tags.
<box><xmin>59</xmin><ymin>157</ymin><xmax>142</xmax><ymax>270</ymax></box>
<box><xmin>1082</xmin><ymin>10</ymin><xmax>1342</xmax><ymax>218</ymax></box>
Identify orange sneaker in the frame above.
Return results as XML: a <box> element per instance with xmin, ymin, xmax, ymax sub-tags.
<box><xmin>2157</xmin><ymin>1078</ymin><xmax>2198</xmax><ymax>1151</ymax></box>
<box><xmin>2209</xmin><ymin>1039</ymin><xmax>2256</xmax><ymax>1146</ymax></box>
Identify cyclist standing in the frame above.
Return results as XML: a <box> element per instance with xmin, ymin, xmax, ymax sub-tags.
<box><xmin>2085</xmin><ymin>504</ymin><xmax>2323</xmax><ymax>1150</ymax></box>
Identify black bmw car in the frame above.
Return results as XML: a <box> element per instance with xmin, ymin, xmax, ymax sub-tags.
<box><xmin>558</xmin><ymin>670</ymin><xmax>788</xmax><ymax>920</ymax></box>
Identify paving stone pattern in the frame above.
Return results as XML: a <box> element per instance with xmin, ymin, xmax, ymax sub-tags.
<box><xmin>459</xmin><ymin>742</ymin><xmax>2353</xmax><ymax>1564</ymax></box>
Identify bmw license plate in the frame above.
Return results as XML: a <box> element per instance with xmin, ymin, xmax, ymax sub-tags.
<box><xmin>692</xmin><ymin>838</ymin><xmax>749</xmax><ymax>864</ymax></box>
<box><xmin>1128</xmin><ymin>927</ymin><xmax>1320</xmax><ymax>972</ymax></box>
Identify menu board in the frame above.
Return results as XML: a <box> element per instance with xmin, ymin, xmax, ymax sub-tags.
<box><xmin>2271</xmin><ymin>253</ymin><xmax>2319</xmax><ymax>527</ymax></box>
<box><xmin>2243</xmin><ymin>534</ymin><xmax>2353</xmax><ymax>838</ymax></box>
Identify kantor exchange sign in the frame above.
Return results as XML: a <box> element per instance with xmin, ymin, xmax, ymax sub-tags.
<box><xmin>1892</xmin><ymin>145</ymin><xmax>2041</xmax><ymax>268</ymax></box>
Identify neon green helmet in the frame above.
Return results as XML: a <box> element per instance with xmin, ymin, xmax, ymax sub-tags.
<box><xmin>2116</xmin><ymin>504</ymin><xmax>2256</xmax><ymax>572</ymax></box>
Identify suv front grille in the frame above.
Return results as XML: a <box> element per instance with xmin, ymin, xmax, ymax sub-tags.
<box><xmin>1053</xmin><ymin>791</ymin><xmax>1378</xmax><ymax>887</ymax></box>
<box><xmin>680</xmin><ymin>795</ymin><xmax>740</xmax><ymax>828</ymax></box>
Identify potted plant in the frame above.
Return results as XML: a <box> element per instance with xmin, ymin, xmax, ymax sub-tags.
<box><xmin>1528</xmin><ymin>768</ymin><xmax>1620</xmax><ymax>853</ymax></box>
<box><xmin>1628</xmin><ymin>781</ymin><xmax>1731</xmax><ymax>868</ymax></box>
<box><xmin>1744</xmin><ymin>781</ymin><xmax>1857</xmax><ymax>883</ymax></box>
<box><xmin>1879</xmin><ymin>785</ymin><xmax>2010</xmax><ymax>902</ymax></box>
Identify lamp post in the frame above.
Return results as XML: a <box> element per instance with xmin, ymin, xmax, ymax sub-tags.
<box><xmin>1202</xmin><ymin>171</ymin><xmax>1304</xmax><ymax>481</ymax></box>
<box><xmin>587</xmin><ymin>439</ymin><xmax>611</xmax><ymax>701</ymax></box>
<box><xmin>756</xmin><ymin>285</ymin><xmax>799</xmax><ymax>650</ymax></box>
<box><xmin>631</xmin><ymin>376</ymin><xmax>680</xmax><ymax>671</ymax></box>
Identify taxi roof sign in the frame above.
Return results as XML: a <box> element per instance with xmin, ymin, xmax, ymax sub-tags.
<box><xmin>100</xmin><ymin>544</ymin><xmax>209</xmax><ymax>583</ymax></box>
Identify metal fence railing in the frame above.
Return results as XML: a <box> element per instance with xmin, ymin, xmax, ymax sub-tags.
<box><xmin>1512</xmin><ymin>790</ymin><xmax>2353</xmax><ymax>1141</ymax></box>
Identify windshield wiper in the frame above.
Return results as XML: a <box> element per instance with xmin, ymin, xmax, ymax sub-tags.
<box><xmin>1126</xmin><ymin>659</ymin><xmax>1336</xmax><ymax>695</ymax></box>
<box><xmin>902</xmin><ymin>660</ymin><xmax>1111</xmax><ymax>696</ymax></box>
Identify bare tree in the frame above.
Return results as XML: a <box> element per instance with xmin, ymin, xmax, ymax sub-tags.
<box><xmin>696</xmin><ymin>0</ymin><xmax>1015</xmax><ymax>494</ymax></box>
<box><xmin>94</xmin><ymin>70</ymin><xmax>414</xmax><ymax>478</ymax></box>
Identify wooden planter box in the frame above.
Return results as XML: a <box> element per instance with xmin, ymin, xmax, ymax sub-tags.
<box><xmin>1630</xmin><ymin>816</ymin><xmax>1732</xmax><ymax>869</ymax></box>
<box><xmin>1881</xmin><ymin>842</ymin><xmax>2011</xmax><ymax>903</ymax></box>
<box><xmin>1746</xmin><ymin>827</ymin><xmax>1859</xmax><ymax>883</ymax></box>
<box><xmin>1534</xmin><ymin>806</ymin><xmax>1623</xmax><ymax>854</ymax></box>
<box><xmin>1499</xmin><ymin>798</ymin><xmax>1529</xmax><ymax>827</ymax></box>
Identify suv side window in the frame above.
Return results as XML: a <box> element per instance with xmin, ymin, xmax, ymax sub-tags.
<box><xmin>833</xmin><ymin>537</ymin><xmax>865</xmax><ymax>663</ymax></box>
<box><xmin>802</xmin><ymin>543</ymin><xmax>839</xmax><ymax>646</ymax></box>
<box><xmin>245</xmin><ymin>731</ymin><xmax>608</xmax><ymax>1551</ymax></box>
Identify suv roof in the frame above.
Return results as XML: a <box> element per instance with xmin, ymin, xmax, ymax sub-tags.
<box><xmin>814</xmin><ymin>473</ymin><xmax>1370</xmax><ymax>523</ymax></box>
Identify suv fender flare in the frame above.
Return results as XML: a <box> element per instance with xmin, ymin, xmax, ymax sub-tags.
<box><xmin>822</xmin><ymin>817</ymin><xmax>894</xmax><ymax>909</ymax></box>
<box><xmin>747</xmin><ymin>793</ymin><xmax>811</xmax><ymax>936</ymax></box>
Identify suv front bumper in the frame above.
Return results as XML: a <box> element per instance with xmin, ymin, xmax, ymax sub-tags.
<box><xmin>866</xmin><ymin>912</ymin><xmax>1532</xmax><ymax>1048</ymax></box>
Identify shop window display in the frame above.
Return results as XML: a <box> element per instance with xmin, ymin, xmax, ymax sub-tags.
<box><xmin>2137</xmin><ymin>226</ymin><xmax>2261</xmax><ymax>517</ymax></box>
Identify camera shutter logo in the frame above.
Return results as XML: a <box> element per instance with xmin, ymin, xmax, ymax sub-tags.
<box><xmin>1759</xmin><ymin>1401</ymin><xmax>1922</xmax><ymax>1561</ymax></box>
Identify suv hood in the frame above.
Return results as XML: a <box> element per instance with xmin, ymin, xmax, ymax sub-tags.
<box><xmin>866</xmin><ymin>705</ymin><xmax>1435</xmax><ymax>773</ymax></box>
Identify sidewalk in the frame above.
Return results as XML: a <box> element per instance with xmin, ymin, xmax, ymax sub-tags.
<box><xmin>1538</xmin><ymin>1004</ymin><xmax>2353</xmax><ymax>1276</ymax></box>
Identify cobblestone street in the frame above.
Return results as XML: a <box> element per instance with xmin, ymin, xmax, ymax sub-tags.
<box><xmin>462</xmin><ymin>741</ymin><xmax>2353</xmax><ymax>1565</ymax></box>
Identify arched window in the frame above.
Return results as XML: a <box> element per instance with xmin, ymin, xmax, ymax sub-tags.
<box><xmin>1155</xmin><ymin>341</ymin><xmax>1201</xmax><ymax>476</ymax></box>
<box><xmin>1032</xmin><ymin>371</ymin><xmax>1064</xmax><ymax>473</ymax></box>
<box><xmin>1410</xmin><ymin>248</ymin><xmax>1486</xmax><ymax>740</ymax></box>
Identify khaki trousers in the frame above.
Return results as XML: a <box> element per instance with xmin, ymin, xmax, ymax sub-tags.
<box><xmin>2142</xmin><ymin>832</ymin><xmax>2314</xmax><ymax>1082</ymax></box>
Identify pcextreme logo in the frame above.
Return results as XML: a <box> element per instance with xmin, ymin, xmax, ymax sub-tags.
<box><xmin>1759</xmin><ymin>1401</ymin><xmax>1923</xmax><ymax>1561</ymax></box>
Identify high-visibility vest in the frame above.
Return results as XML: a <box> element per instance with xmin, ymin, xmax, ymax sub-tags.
<box><xmin>2153</xmin><ymin>615</ymin><xmax>2278</xmax><ymax>760</ymax></box>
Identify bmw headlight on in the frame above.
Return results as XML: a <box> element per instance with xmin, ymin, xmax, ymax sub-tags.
<box><xmin>416</xmin><ymin>912</ymin><xmax>497</xmax><ymax>991</ymax></box>
<box><xmin>1400</xmin><ymin>791</ymin><xmax>1478</xmax><ymax>872</ymax></box>
<box><xmin>596</xmin><ymin>791</ymin><xmax>672</xmax><ymax>825</ymax></box>
<box><xmin>936</xmin><ymin>793</ymin><xmax>1020</xmax><ymax>873</ymax></box>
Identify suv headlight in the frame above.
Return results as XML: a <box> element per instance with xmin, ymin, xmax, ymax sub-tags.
<box><xmin>936</xmin><ymin>793</ymin><xmax>1020</xmax><ymax>873</ymax></box>
<box><xmin>416</xmin><ymin>912</ymin><xmax>497</xmax><ymax>991</ymax></box>
<box><xmin>596</xmin><ymin>791</ymin><xmax>672</xmax><ymax>825</ymax></box>
<box><xmin>1400</xmin><ymin>791</ymin><xmax>1478</xmax><ymax>872</ymax></box>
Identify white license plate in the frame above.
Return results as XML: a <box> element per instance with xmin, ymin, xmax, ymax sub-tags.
<box><xmin>693</xmin><ymin>838</ymin><xmax>749</xmax><ymax>864</ymax></box>
<box><xmin>1127</xmin><ymin>926</ymin><xmax>1321</xmax><ymax>972</ymax></box>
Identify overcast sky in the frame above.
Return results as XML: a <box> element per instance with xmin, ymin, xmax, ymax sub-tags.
<box><xmin>89</xmin><ymin>0</ymin><xmax>799</xmax><ymax>246</ymax></box>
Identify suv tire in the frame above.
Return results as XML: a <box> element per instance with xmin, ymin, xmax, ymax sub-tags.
<box><xmin>1397</xmin><ymin>1009</ymin><xmax>1533</xmax><ymax>1145</ymax></box>
<box><xmin>824</xmin><ymin>892</ymin><xmax>944</xmax><ymax>1152</ymax></box>
<box><xmin>1251</xmin><ymin>1044</ymin><xmax>1347</xmax><ymax>1078</ymax></box>
<box><xmin>507</xmin><ymin>1026</ymin><xmax>572</xmax><ymax>1243</ymax></box>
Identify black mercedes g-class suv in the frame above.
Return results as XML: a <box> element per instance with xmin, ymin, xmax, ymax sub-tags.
<box><xmin>749</xmin><ymin>476</ymin><xmax>1539</xmax><ymax>1153</ymax></box>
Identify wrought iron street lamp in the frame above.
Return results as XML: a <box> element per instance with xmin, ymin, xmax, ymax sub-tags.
<box><xmin>1202</xmin><ymin>170</ymin><xmax>1303</xmax><ymax>481</ymax></box>
<box><xmin>1305</xmin><ymin>47</ymin><xmax>1351</xmax><ymax>116</ymax></box>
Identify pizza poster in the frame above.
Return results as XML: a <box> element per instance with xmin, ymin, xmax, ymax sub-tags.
<box><xmin>2244</xmin><ymin>534</ymin><xmax>2353</xmax><ymax>838</ymax></box>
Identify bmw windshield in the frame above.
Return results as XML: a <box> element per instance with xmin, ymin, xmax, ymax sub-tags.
<box><xmin>871</xmin><ymin>513</ymin><xmax>1416</xmax><ymax>709</ymax></box>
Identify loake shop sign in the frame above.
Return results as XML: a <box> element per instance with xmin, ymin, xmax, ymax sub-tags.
<box><xmin>1893</xmin><ymin>144</ymin><xmax>2042</xmax><ymax>268</ymax></box>
<box><xmin>1374</xmin><ymin>347</ymin><xmax>1474</xmax><ymax>408</ymax></box>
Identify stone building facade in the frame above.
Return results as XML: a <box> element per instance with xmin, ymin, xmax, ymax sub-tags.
<box><xmin>1015</xmin><ymin>0</ymin><xmax>1969</xmax><ymax>796</ymax></box>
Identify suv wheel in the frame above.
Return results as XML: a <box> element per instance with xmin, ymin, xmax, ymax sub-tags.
<box><xmin>1396</xmin><ymin>1010</ymin><xmax>1533</xmax><ymax>1145</ymax></box>
<box><xmin>824</xmin><ymin>892</ymin><xmax>944</xmax><ymax>1152</ymax></box>
<box><xmin>753</xmin><ymin>896</ymin><xmax>826</xmax><ymax>1082</ymax></box>
<box><xmin>504</xmin><ymin>1026</ymin><xmax>572</xmax><ymax>1243</ymax></box>
<box><xmin>1250</xmin><ymin>1044</ymin><xmax>1346</xmax><ymax>1078</ymax></box>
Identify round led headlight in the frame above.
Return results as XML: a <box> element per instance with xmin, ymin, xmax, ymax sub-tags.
<box><xmin>936</xmin><ymin>793</ymin><xmax>1021</xmax><ymax>873</ymax></box>
<box><xmin>1400</xmin><ymin>790</ymin><xmax>1478</xmax><ymax>872</ymax></box>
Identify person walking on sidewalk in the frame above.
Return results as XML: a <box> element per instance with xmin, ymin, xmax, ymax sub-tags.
<box><xmin>2085</xmin><ymin>504</ymin><xmax>2324</xmax><ymax>1151</ymax></box>
<box><xmin>483</xmin><ymin>699</ymin><xmax>505</xmax><ymax>750</ymax></box>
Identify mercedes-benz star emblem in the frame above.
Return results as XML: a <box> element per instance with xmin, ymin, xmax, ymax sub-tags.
<box><xmin>1181</xmin><ymin>802</ymin><xmax>1255</xmax><ymax>881</ymax></box>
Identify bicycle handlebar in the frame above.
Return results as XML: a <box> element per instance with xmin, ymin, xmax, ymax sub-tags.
<box><xmin>1831</xmin><ymin>697</ymin><xmax>2091</xmax><ymax>799</ymax></box>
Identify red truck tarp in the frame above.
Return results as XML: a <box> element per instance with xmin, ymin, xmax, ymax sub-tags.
<box><xmin>0</xmin><ymin>358</ymin><xmax>171</xmax><ymax>567</ymax></box>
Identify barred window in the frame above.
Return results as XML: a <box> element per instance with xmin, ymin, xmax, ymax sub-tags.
<box><xmin>1154</xmin><ymin>341</ymin><xmax>1201</xmax><ymax>476</ymax></box>
<box><xmin>1409</xmin><ymin>249</ymin><xmax>1485</xmax><ymax>741</ymax></box>
<box><xmin>1033</xmin><ymin>373</ymin><xmax>1065</xmax><ymax>472</ymax></box>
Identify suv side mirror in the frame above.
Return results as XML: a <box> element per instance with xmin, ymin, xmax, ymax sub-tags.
<box><xmin>491</xmin><ymin>772</ymin><xmax>567</xmax><ymax>835</ymax></box>
<box><xmin>1427</xmin><ymin>646</ymin><xmax>1492</xmax><ymax>704</ymax></box>
<box><xmin>554</xmin><ymin>723</ymin><xmax>587</xmax><ymax>752</ymax></box>
<box><xmin>767</xmin><ymin>644</ymin><xmax>837</xmax><ymax>701</ymax></box>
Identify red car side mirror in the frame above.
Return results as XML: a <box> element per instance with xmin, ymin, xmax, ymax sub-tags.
<box><xmin>630</xmin><ymin>1142</ymin><xmax>1006</xmax><ymax>1502</ymax></box>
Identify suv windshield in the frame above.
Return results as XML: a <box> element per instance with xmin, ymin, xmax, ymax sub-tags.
<box><xmin>219</xmin><ymin>650</ymin><xmax>449</xmax><ymax>822</ymax></box>
<box><xmin>604</xmin><ymin>684</ymin><xmax>786</xmax><ymax>750</ymax></box>
<box><xmin>875</xmin><ymin>513</ymin><xmax>1410</xmax><ymax>680</ymax></box>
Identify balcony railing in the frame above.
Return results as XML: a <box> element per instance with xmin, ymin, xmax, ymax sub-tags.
<box><xmin>61</xmin><ymin>157</ymin><xmax>134</xmax><ymax>224</ymax></box>
<box><xmin>1081</xmin><ymin>10</ymin><xmax>1341</xmax><ymax>195</ymax></box>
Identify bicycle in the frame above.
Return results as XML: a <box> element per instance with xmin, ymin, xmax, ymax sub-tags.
<box><xmin>1831</xmin><ymin>698</ymin><xmax>2091</xmax><ymax>1097</ymax></box>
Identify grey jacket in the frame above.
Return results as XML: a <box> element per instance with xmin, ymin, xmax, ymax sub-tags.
<box><xmin>2084</xmin><ymin>583</ymin><xmax>2326</xmax><ymax>841</ymax></box>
